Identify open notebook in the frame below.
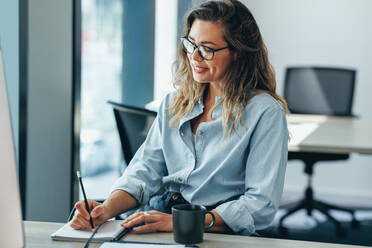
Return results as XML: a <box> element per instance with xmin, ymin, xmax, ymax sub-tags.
<box><xmin>51</xmin><ymin>220</ymin><xmax>126</xmax><ymax>242</ymax></box>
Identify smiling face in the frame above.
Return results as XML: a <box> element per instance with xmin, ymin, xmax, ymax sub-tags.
<box><xmin>187</xmin><ymin>19</ymin><xmax>235</xmax><ymax>87</ymax></box>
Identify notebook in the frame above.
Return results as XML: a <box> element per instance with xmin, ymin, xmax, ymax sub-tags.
<box><xmin>51</xmin><ymin>220</ymin><xmax>126</xmax><ymax>242</ymax></box>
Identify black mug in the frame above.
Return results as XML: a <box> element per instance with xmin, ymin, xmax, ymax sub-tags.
<box><xmin>172</xmin><ymin>204</ymin><xmax>215</xmax><ymax>244</ymax></box>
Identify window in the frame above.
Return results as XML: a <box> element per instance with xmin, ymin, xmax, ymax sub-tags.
<box><xmin>78</xmin><ymin>0</ymin><xmax>182</xmax><ymax>200</ymax></box>
<box><xmin>80</xmin><ymin>0</ymin><xmax>123</xmax><ymax>199</ymax></box>
<box><xmin>154</xmin><ymin>0</ymin><xmax>177</xmax><ymax>101</ymax></box>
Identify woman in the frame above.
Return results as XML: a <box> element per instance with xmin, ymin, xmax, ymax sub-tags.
<box><xmin>71</xmin><ymin>0</ymin><xmax>288</xmax><ymax>235</ymax></box>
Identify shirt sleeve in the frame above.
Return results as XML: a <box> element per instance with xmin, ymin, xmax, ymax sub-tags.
<box><xmin>110</xmin><ymin>101</ymin><xmax>168</xmax><ymax>205</ymax></box>
<box><xmin>214</xmin><ymin>106</ymin><xmax>288</xmax><ymax>235</ymax></box>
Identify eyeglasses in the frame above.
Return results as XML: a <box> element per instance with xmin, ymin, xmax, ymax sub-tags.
<box><xmin>181</xmin><ymin>38</ymin><xmax>229</xmax><ymax>61</ymax></box>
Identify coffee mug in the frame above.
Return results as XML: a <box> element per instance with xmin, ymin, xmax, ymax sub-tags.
<box><xmin>172</xmin><ymin>204</ymin><xmax>215</xmax><ymax>244</ymax></box>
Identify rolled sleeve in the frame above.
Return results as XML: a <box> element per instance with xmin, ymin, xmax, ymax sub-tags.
<box><xmin>215</xmin><ymin>106</ymin><xmax>288</xmax><ymax>235</ymax></box>
<box><xmin>110</xmin><ymin>102</ymin><xmax>168</xmax><ymax>205</ymax></box>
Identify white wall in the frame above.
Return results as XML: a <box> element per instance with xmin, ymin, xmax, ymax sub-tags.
<box><xmin>244</xmin><ymin>0</ymin><xmax>372</xmax><ymax>208</ymax></box>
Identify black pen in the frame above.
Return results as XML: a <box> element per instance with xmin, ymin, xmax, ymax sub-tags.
<box><xmin>76</xmin><ymin>171</ymin><xmax>94</xmax><ymax>229</ymax></box>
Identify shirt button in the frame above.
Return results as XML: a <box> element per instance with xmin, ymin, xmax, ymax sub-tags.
<box><xmin>178</xmin><ymin>177</ymin><xmax>183</xmax><ymax>182</ymax></box>
<box><xmin>172</xmin><ymin>194</ymin><xmax>179</xmax><ymax>200</ymax></box>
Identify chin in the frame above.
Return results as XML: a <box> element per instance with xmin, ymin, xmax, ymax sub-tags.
<box><xmin>192</xmin><ymin>75</ymin><xmax>210</xmax><ymax>83</ymax></box>
<box><xmin>193</xmin><ymin>79</ymin><xmax>209</xmax><ymax>84</ymax></box>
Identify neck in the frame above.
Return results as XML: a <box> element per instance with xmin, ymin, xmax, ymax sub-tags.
<box><xmin>207</xmin><ymin>82</ymin><xmax>222</xmax><ymax>101</ymax></box>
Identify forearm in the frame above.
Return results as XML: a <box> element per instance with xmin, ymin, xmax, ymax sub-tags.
<box><xmin>103</xmin><ymin>190</ymin><xmax>139</xmax><ymax>219</ymax></box>
<box><xmin>205</xmin><ymin>210</ymin><xmax>233</xmax><ymax>233</ymax></box>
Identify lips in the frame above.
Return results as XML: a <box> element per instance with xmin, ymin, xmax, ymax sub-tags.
<box><xmin>192</xmin><ymin>64</ymin><xmax>208</xmax><ymax>73</ymax></box>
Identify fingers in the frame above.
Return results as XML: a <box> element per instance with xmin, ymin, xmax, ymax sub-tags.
<box><xmin>75</xmin><ymin>200</ymin><xmax>103</xmax><ymax>218</ymax></box>
<box><xmin>121</xmin><ymin>212</ymin><xmax>142</xmax><ymax>225</ymax></box>
<box><xmin>88</xmin><ymin>199</ymin><xmax>101</xmax><ymax>209</ymax></box>
<box><xmin>132</xmin><ymin>222</ymin><xmax>157</xmax><ymax>232</ymax></box>
<box><xmin>121</xmin><ymin>211</ymin><xmax>173</xmax><ymax>232</ymax></box>
<box><xmin>122</xmin><ymin>210</ymin><xmax>156</xmax><ymax>224</ymax></box>
<box><xmin>71</xmin><ymin>200</ymin><xmax>103</xmax><ymax>230</ymax></box>
<box><xmin>121</xmin><ymin>211</ymin><xmax>159</xmax><ymax>229</ymax></box>
<box><xmin>70</xmin><ymin>211</ymin><xmax>92</xmax><ymax>230</ymax></box>
<box><xmin>70</xmin><ymin>218</ymin><xmax>89</xmax><ymax>229</ymax></box>
<box><xmin>74</xmin><ymin>200</ymin><xmax>91</xmax><ymax>220</ymax></box>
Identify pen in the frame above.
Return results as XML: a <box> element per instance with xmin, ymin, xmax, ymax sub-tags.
<box><xmin>76</xmin><ymin>171</ymin><xmax>94</xmax><ymax>229</ymax></box>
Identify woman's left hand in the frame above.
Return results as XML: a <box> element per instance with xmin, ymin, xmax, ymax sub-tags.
<box><xmin>121</xmin><ymin>210</ymin><xmax>173</xmax><ymax>232</ymax></box>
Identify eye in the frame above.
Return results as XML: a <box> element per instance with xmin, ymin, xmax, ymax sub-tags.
<box><xmin>200</xmin><ymin>46</ymin><xmax>213</xmax><ymax>53</ymax></box>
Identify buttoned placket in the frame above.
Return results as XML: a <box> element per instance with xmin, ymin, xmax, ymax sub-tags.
<box><xmin>178</xmin><ymin>126</ymin><xmax>193</xmax><ymax>185</ymax></box>
<box><xmin>194</xmin><ymin>127</ymin><xmax>205</xmax><ymax>163</ymax></box>
<box><xmin>177</xmin><ymin>103</ymin><xmax>203</xmax><ymax>185</ymax></box>
<box><xmin>176</xmin><ymin>96</ymin><xmax>223</xmax><ymax>184</ymax></box>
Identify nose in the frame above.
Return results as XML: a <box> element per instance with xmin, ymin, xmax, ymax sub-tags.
<box><xmin>190</xmin><ymin>48</ymin><xmax>203</xmax><ymax>62</ymax></box>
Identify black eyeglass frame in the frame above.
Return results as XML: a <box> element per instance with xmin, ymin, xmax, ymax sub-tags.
<box><xmin>181</xmin><ymin>38</ymin><xmax>230</xmax><ymax>61</ymax></box>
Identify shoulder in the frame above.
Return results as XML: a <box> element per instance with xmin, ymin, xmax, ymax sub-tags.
<box><xmin>156</xmin><ymin>91</ymin><xmax>177</xmax><ymax>120</ymax></box>
<box><xmin>161</xmin><ymin>91</ymin><xmax>177</xmax><ymax>108</ymax></box>
<box><xmin>238</xmin><ymin>93</ymin><xmax>288</xmax><ymax>136</ymax></box>
<box><xmin>245</xmin><ymin>93</ymin><xmax>285</xmax><ymax>115</ymax></box>
<box><xmin>238</xmin><ymin>93</ymin><xmax>287</xmax><ymax>130</ymax></box>
<box><xmin>158</xmin><ymin>91</ymin><xmax>177</xmax><ymax>111</ymax></box>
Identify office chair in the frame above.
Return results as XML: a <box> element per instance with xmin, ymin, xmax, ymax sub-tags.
<box><xmin>280</xmin><ymin>67</ymin><xmax>359</xmax><ymax>236</ymax></box>
<box><xmin>108</xmin><ymin>101</ymin><xmax>157</xmax><ymax>166</ymax></box>
<box><xmin>70</xmin><ymin>102</ymin><xmax>157</xmax><ymax>221</ymax></box>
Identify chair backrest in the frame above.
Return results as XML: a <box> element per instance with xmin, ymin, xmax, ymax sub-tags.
<box><xmin>108</xmin><ymin>101</ymin><xmax>157</xmax><ymax>165</ymax></box>
<box><xmin>284</xmin><ymin>67</ymin><xmax>356</xmax><ymax>116</ymax></box>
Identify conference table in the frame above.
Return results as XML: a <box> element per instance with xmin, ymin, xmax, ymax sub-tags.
<box><xmin>24</xmin><ymin>221</ymin><xmax>367</xmax><ymax>248</ymax></box>
<box><xmin>287</xmin><ymin>114</ymin><xmax>372</xmax><ymax>154</ymax></box>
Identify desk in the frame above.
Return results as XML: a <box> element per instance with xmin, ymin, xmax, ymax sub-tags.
<box><xmin>288</xmin><ymin>114</ymin><xmax>372</xmax><ymax>154</ymax></box>
<box><xmin>24</xmin><ymin>221</ymin><xmax>366</xmax><ymax>248</ymax></box>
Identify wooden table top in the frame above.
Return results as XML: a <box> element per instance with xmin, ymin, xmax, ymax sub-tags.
<box><xmin>24</xmin><ymin>221</ymin><xmax>367</xmax><ymax>248</ymax></box>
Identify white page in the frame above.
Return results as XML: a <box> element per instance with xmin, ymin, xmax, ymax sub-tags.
<box><xmin>100</xmin><ymin>243</ymin><xmax>185</xmax><ymax>248</ymax></box>
<box><xmin>51</xmin><ymin>220</ymin><xmax>124</xmax><ymax>241</ymax></box>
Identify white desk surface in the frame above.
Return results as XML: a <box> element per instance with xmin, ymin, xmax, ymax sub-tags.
<box><xmin>24</xmin><ymin>221</ymin><xmax>367</xmax><ymax>248</ymax></box>
<box><xmin>288</xmin><ymin>114</ymin><xmax>372</xmax><ymax>154</ymax></box>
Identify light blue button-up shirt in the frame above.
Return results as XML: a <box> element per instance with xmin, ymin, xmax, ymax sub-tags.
<box><xmin>111</xmin><ymin>92</ymin><xmax>288</xmax><ymax>235</ymax></box>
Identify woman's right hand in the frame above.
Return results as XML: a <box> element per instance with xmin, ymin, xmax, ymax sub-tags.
<box><xmin>70</xmin><ymin>200</ymin><xmax>109</xmax><ymax>230</ymax></box>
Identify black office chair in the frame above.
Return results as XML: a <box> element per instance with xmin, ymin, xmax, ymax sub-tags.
<box><xmin>108</xmin><ymin>101</ymin><xmax>157</xmax><ymax>166</ymax></box>
<box><xmin>280</xmin><ymin>67</ymin><xmax>359</xmax><ymax>236</ymax></box>
<box><xmin>69</xmin><ymin>102</ymin><xmax>157</xmax><ymax>221</ymax></box>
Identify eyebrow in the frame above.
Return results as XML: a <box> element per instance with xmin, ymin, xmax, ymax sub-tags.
<box><xmin>188</xmin><ymin>35</ymin><xmax>218</xmax><ymax>46</ymax></box>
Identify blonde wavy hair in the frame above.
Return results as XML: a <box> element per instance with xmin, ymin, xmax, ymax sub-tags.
<box><xmin>170</xmin><ymin>0</ymin><xmax>289</xmax><ymax>136</ymax></box>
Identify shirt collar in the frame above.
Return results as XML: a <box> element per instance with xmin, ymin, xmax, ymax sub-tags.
<box><xmin>178</xmin><ymin>96</ymin><xmax>223</xmax><ymax>129</ymax></box>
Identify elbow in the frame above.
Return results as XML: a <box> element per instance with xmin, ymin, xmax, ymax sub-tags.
<box><xmin>251</xmin><ymin>200</ymin><xmax>277</xmax><ymax>231</ymax></box>
<box><xmin>215</xmin><ymin>197</ymin><xmax>278</xmax><ymax>236</ymax></box>
<box><xmin>237</xmin><ymin>207</ymin><xmax>276</xmax><ymax>236</ymax></box>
